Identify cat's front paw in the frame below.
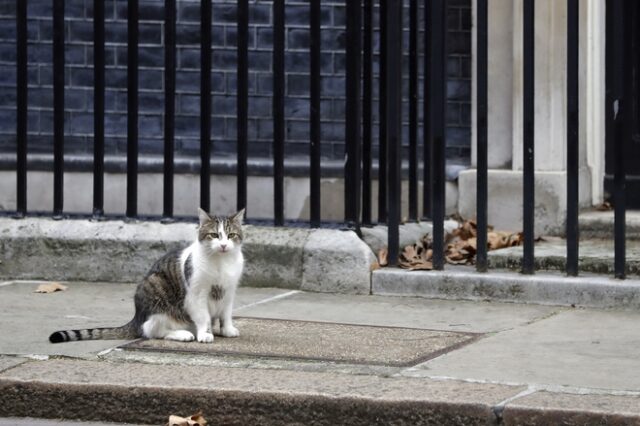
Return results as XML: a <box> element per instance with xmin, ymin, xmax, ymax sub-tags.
<box><xmin>221</xmin><ymin>325</ymin><xmax>240</xmax><ymax>338</ymax></box>
<box><xmin>197</xmin><ymin>331</ymin><xmax>214</xmax><ymax>343</ymax></box>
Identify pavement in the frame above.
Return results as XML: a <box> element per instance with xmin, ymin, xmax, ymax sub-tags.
<box><xmin>1</xmin><ymin>280</ymin><xmax>639</xmax><ymax>425</ymax></box>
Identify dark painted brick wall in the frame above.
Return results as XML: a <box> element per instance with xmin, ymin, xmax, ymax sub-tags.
<box><xmin>0</xmin><ymin>0</ymin><xmax>471</xmax><ymax>165</ymax></box>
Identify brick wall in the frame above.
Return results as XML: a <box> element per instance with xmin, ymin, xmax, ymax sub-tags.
<box><xmin>0</xmin><ymin>0</ymin><xmax>471</xmax><ymax>168</ymax></box>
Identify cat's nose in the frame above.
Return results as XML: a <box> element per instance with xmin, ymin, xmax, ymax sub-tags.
<box><xmin>220</xmin><ymin>244</ymin><xmax>227</xmax><ymax>251</ymax></box>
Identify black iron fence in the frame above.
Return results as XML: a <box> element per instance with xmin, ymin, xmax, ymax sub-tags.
<box><xmin>5</xmin><ymin>0</ymin><xmax>635</xmax><ymax>279</ymax></box>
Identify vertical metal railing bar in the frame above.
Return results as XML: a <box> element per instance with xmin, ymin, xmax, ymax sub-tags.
<box><xmin>378</xmin><ymin>0</ymin><xmax>388</xmax><ymax>224</ymax></box>
<box><xmin>475</xmin><ymin>0</ymin><xmax>488</xmax><ymax>272</ymax></box>
<box><xmin>386</xmin><ymin>0</ymin><xmax>403</xmax><ymax>266</ymax></box>
<box><xmin>362</xmin><ymin>0</ymin><xmax>373</xmax><ymax>226</ymax></box>
<box><xmin>200</xmin><ymin>0</ymin><xmax>212</xmax><ymax>212</ymax></box>
<box><xmin>430</xmin><ymin>0</ymin><xmax>446</xmax><ymax>270</ymax></box>
<box><xmin>522</xmin><ymin>0</ymin><xmax>535</xmax><ymax>274</ymax></box>
<box><xmin>566</xmin><ymin>0</ymin><xmax>579</xmax><ymax>276</ymax></box>
<box><xmin>310</xmin><ymin>0</ymin><xmax>322</xmax><ymax>227</ymax></box>
<box><xmin>408</xmin><ymin>0</ymin><xmax>418</xmax><ymax>221</ymax></box>
<box><xmin>613</xmin><ymin>0</ymin><xmax>627</xmax><ymax>279</ymax></box>
<box><xmin>273</xmin><ymin>0</ymin><xmax>285</xmax><ymax>226</ymax></box>
<box><xmin>237</xmin><ymin>0</ymin><xmax>249</xmax><ymax>214</ymax></box>
<box><xmin>422</xmin><ymin>0</ymin><xmax>432</xmax><ymax>220</ymax></box>
<box><xmin>92</xmin><ymin>0</ymin><xmax>105</xmax><ymax>217</ymax></box>
<box><xmin>15</xmin><ymin>0</ymin><xmax>27</xmax><ymax>218</ymax></box>
<box><xmin>345</xmin><ymin>0</ymin><xmax>362</xmax><ymax>227</ymax></box>
<box><xmin>126</xmin><ymin>0</ymin><xmax>139</xmax><ymax>218</ymax></box>
<box><xmin>163</xmin><ymin>0</ymin><xmax>176</xmax><ymax>219</ymax></box>
<box><xmin>53</xmin><ymin>0</ymin><xmax>65</xmax><ymax>218</ymax></box>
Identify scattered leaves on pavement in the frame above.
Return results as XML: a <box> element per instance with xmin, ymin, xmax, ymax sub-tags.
<box><xmin>595</xmin><ymin>201</ymin><xmax>613</xmax><ymax>211</ymax></box>
<box><xmin>167</xmin><ymin>412</ymin><xmax>207</xmax><ymax>426</ymax></box>
<box><xmin>34</xmin><ymin>282</ymin><xmax>68</xmax><ymax>293</ymax></box>
<box><xmin>377</xmin><ymin>219</ymin><xmax>527</xmax><ymax>270</ymax></box>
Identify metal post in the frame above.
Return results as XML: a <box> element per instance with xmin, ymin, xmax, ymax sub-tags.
<box><xmin>310</xmin><ymin>0</ymin><xmax>322</xmax><ymax>227</ymax></box>
<box><xmin>566</xmin><ymin>0</ymin><xmax>579</xmax><ymax>276</ymax></box>
<box><xmin>126</xmin><ymin>0</ymin><xmax>139</xmax><ymax>218</ymax></box>
<box><xmin>163</xmin><ymin>0</ymin><xmax>176</xmax><ymax>219</ymax></box>
<box><xmin>93</xmin><ymin>0</ymin><xmax>105</xmax><ymax>218</ymax></box>
<box><xmin>522</xmin><ymin>0</ymin><xmax>535</xmax><ymax>274</ymax></box>
<box><xmin>200</xmin><ymin>0</ymin><xmax>212</xmax><ymax>212</ymax></box>
<box><xmin>386</xmin><ymin>0</ymin><xmax>403</xmax><ymax>265</ymax></box>
<box><xmin>237</xmin><ymin>0</ymin><xmax>249</xmax><ymax>214</ymax></box>
<box><xmin>476</xmin><ymin>0</ymin><xmax>488</xmax><ymax>272</ymax></box>
<box><xmin>53</xmin><ymin>0</ymin><xmax>65</xmax><ymax>218</ymax></box>
<box><xmin>273</xmin><ymin>0</ymin><xmax>285</xmax><ymax>226</ymax></box>
<box><xmin>16</xmin><ymin>0</ymin><xmax>27</xmax><ymax>218</ymax></box>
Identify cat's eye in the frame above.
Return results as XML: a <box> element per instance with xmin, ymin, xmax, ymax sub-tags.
<box><xmin>207</xmin><ymin>233</ymin><xmax>219</xmax><ymax>239</ymax></box>
<box><xmin>228</xmin><ymin>233</ymin><xmax>238</xmax><ymax>239</ymax></box>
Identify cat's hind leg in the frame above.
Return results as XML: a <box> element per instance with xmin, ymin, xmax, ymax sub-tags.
<box><xmin>142</xmin><ymin>314</ymin><xmax>195</xmax><ymax>342</ymax></box>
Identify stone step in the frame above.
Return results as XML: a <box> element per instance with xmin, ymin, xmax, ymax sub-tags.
<box><xmin>487</xmin><ymin>237</ymin><xmax>640</xmax><ymax>277</ymax></box>
<box><xmin>579</xmin><ymin>210</ymin><xmax>640</xmax><ymax>240</ymax></box>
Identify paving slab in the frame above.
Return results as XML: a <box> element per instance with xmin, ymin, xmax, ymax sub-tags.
<box><xmin>0</xmin><ymin>357</ymin><xmax>26</xmax><ymax>373</ymax></box>
<box><xmin>403</xmin><ymin>309</ymin><xmax>640</xmax><ymax>392</ymax></box>
<box><xmin>0</xmin><ymin>359</ymin><xmax>524</xmax><ymax>426</ymax></box>
<box><xmin>0</xmin><ymin>281</ymin><xmax>290</xmax><ymax>358</ymax></box>
<box><xmin>502</xmin><ymin>391</ymin><xmax>640</xmax><ymax>425</ymax></box>
<box><xmin>121</xmin><ymin>318</ymin><xmax>477</xmax><ymax>367</ymax></box>
<box><xmin>238</xmin><ymin>291</ymin><xmax>562</xmax><ymax>334</ymax></box>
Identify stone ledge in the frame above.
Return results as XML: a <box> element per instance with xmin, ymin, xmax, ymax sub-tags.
<box><xmin>0</xmin><ymin>217</ymin><xmax>375</xmax><ymax>294</ymax></box>
<box><xmin>372</xmin><ymin>267</ymin><xmax>640</xmax><ymax>309</ymax></box>
<box><xmin>501</xmin><ymin>391</ymin><xmax>640</xmax><ymax>426</ymax></box>
<box><xmin>0</xmin><ymin>359</ymin><xmax>520</xmax><ymax>426</ymax></box>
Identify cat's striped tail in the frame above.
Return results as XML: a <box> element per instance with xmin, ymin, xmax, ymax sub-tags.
<box><xmin>49</xmin><ymin>321</ymin><xmax>138</xmax><ymax>343</ymax></box>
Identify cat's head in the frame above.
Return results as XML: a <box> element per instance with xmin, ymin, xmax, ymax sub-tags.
<box><xmin>197</xmin><ymin>208</ymin><xmax>245</xmax><ymax>255</ymax></box>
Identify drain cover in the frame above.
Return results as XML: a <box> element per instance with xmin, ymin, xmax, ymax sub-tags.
<box><xmin>121</xmin><ymin>318</ymin><xmax>479</xmax><ymax>367</ymax></box>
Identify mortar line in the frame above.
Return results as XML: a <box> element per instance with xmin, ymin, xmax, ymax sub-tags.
<box><xmin>234</xmin><ymin>290</ymin><xmax>301</xmax><ymax>312</ymax></box>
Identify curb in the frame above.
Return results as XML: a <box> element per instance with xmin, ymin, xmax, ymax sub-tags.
<box><xmin>372</xmin><ymin>268</ymin><xmax>640</xmax><ymax>309</ymax></box>
<box><xmin>1</xmin><ymin>359</ymin><xmax>639</xmax><ymax>426</ymax></box>
<box><xmin>0</xmin><ymin>217</ymin><xmax>375</xmax><ymax>295</ymax></box>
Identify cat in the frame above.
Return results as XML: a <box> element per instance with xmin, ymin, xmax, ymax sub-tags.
<box><xmin>49</xmin><ymin>208</ymin><xmax>245</xmax><ymax>344</ymax></box>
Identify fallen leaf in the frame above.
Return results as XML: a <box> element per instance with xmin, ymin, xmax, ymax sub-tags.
<box><xmin>34</xmin><ymin>282</ymin><xmax>68</xmax><ymax>294</ymax></box>
<box><xmin>595</xmin><ymin>201</ymin><xmax>613</xmax><ymax>211</ymax></box>
<box><xmin>167</xmin><ymin>412</ymin><xmax>207</xmax><ymax>426</ymax></box>
<box><xmin>378</xmin><ymin>247</ymin><xmax>388</xmax><ymax>267</ymax></box>
<box><xmin>399</xmin><ymin>244</ymin><xmax>433</xmax><ymax>270</ymax></box>
<box><xmin>370</xmin><ymin>261</ymin><xmax>381</xmax><ymax>271</ymax></box>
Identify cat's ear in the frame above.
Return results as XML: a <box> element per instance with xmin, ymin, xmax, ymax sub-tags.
<box><xmin>198</xmin><ymin>207</ymin><xmax>212</xmax><ymax>226</ymax></box>
<box><xmin>230</xmin><ymin>208</ymin><xmax>245</xmax><ymax>225</ymax></box>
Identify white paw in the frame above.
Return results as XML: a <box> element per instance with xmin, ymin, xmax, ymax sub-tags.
<box><xmin>197</xmin><ymin>331</ymin><xmax>214</xmax><ymax>343</ymax></box>
<box><xmin>221</xmin><ymin>325</ymin><xmax>240</xmax><ymax>338</ymax></box>
<box><xmin>165</xmin><ymin>330</ymin><xmax>195</xmax><ymax>342</ymax></box>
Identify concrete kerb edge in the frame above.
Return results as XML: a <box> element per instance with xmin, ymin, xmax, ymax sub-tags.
<box><xmin>372</xmin><ymin>268</ymin><xmax>640</xmax><ymax>309</ymax></box>
<box><xmin>0</xmin><ymin>217</ymin><xmax>376</xmax><ymax>295</ymax></box>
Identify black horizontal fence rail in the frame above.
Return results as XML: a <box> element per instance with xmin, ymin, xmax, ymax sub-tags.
<box><xmin>6</xmin><ymin>1</ymin><xmax>633</xmax><ymax>280</ymax></box>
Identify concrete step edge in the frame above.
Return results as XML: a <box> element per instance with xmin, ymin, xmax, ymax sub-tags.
<box><xmin>372</xmin><ymin>268</ymin><xmax>640</xmax><ymax>309</ymax></box>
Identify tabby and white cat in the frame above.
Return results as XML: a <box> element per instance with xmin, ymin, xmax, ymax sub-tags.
<box><xmin>49</xmin><ymin>208</ymin><xmax>245</xmax><ymax>344</ymax></box>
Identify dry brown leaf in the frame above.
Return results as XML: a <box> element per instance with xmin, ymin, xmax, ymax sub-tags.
<box><xmin>167</xmin><ymin>412</ymin><xmax>207</xmax><ymax>426</ymax></box>
<box><xmin>595</xmin><ymin>201</ymin><xmax>613</xmax><ymax>211</ymax></box>
<box><xmin>378</xmin><ymin>248</ymin><xmax>389</xmax><ymax>267</ymax></box>
<box><xmin>399</xmin><ymin>244</ymin><xmax>433</xmax><ymax>270</ymax></box>
<box><xmin>34</xmin><ymin>282</ymin><xmax>68</xmax><ymax>294</ymax></box>
<box><xmin>370</xmin><ymin>261</ymin><xmax>381</xmax><ymax>271</ymax></box>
